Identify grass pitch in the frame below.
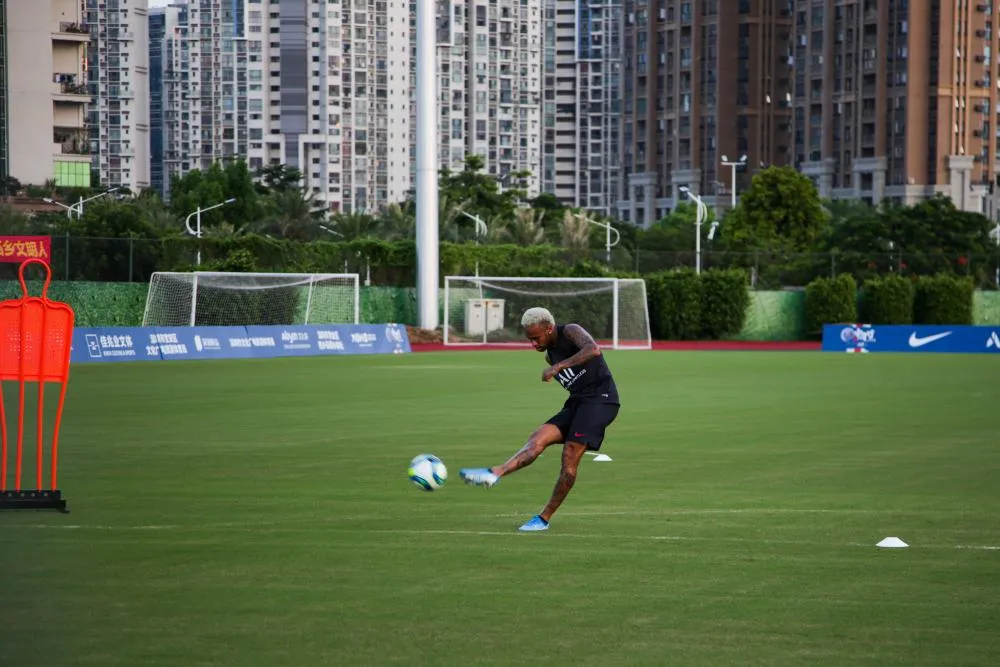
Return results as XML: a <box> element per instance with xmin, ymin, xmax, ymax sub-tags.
<box><xmin>1</xmin><ymin>350</ymin><xmax>998</xmax><ymax>666</ymax></box>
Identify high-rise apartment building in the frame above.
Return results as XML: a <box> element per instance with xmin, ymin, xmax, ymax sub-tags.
<box><xmin>245</xmin><ymin>0</ymin><xmax>412</xmax><ymax>214</ymax></box>
<box><xmin>541</xmin><ymin>0</ymin><xmax>623</xmax><ymax>214</ymax></box>
<box><xmin>0</xmin><ymin>0</ymin><xmax>92</xmax><ymax>188</ymax></box>
<box><xmin>148</xmin><ymin>0</ymin><xmax>248</xmax><ymax>199</ymax></box>
<box><xmin>792</xmin><ymin>0</ymin><xmax>997</xmax><ymax>213</ymax></box>
<box><xmin>435</xmin><ymin>0</ymin><xmax>545</xmax><ymax>197</ymax></box>
<box><xmin>149</xmin><ymin>2</ymin><xmax>184</xmax><ymax>195</ymax></box>
<box><xmin>86</xmin><ymin>0</ymin><xmax>151</xmax><ymax>192</ymax></box>
<box><xmin>618</xmin><ymin>0</ymin><xmax>794</xmax><ymax>226</ymax></box>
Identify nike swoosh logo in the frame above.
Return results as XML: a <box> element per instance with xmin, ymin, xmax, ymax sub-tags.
<box><xmin>908</xmin><ymin>332</ymin><xmax>952</xmax><ymax>347</ymax></box>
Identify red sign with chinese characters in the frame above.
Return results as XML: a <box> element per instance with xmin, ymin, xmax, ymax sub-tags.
<box><xmin>0</xmin><ymin>236</ymin><xmax>51</xmax><ymax>264</ymax></box>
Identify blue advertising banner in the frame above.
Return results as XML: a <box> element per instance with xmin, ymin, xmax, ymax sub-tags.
<box><xmin>823</xmin><ymin>324</ymin><xmax>1000</xmax><ymax>354</ymax></box>
<box><xmin>70</xmin><ymin>323</ymin><xmax>411</xmax><ymax>363</ymax></box>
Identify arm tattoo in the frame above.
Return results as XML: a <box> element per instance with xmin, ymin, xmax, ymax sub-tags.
<box><xmin>554</xmin><ymin>324</ymin><xmax>601</xmax><ymax>370</ymax></box>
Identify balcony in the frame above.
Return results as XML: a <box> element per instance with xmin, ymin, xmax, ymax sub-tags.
<box><xmin>53</xmin><ymin>134</ymin><xmax>91</xmax><ymax>162</ymax></box>
<box><xmin>52</xmin><ymin>22</ymin><xmax>90</xmax><ymax>43</ymax></box>
<box><xmin>52</xmin><ymin>75</ymin><xmax>90</xmax><ymax>102</ymax></box>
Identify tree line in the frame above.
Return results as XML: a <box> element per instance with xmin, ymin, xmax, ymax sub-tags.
<box><xmin>0</xmin><ymin>157</ymin><xmax>997</xmax><ymax>288</ymax></box>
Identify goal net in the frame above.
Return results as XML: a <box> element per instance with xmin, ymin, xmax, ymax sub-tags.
<box><xmin>443</xmin><ymin>276</ymin><xmax>652</xmax><ymax>349</ymax></box>
<box><xmin>141</xmin><ymin>272</ymin><xmax>360</xmax><ymax>326</ymax></box>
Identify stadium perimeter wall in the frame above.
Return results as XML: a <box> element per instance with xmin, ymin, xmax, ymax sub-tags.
<box><xmin>1</xmin><ymin>281</ymin><xmax>998</xmax><ymax>341</ymax></box>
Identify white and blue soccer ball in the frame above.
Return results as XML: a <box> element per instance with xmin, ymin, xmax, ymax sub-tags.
<box><xmin>408</xmin><ymin>454</ymin><xmax>448</xmax><ymax>491</ymax></box>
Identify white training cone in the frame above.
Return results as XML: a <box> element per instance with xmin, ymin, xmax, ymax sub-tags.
<box><xmin>592</xmin><ymin>454</ymin><xmax>613</xmax><ymax>462</ymax></box>
<box><xmin>876</xmin><ymin>537</ymin><xmax>909</xmax><ymax>548</ymax></box>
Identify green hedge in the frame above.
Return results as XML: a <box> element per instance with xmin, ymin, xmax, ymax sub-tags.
<box><xmin>804</xmin><ymin>274</ymin><xmax>858</xmax><ymax>337</ymax></box>
<box><xmin>646</xmin><ymin>268</ymin><xmax>750</xmax><ymax>340</ymax></box>
<box><xmin>699</xmin><ymin>269</ymin><xmax>752</xmax><ymax>340</ymax></box>
<box><xmin>859</xmin><ymin>273</ymin><xmax>914</xmax><ymax>324</ymax></box>
<box><xmin>914</xmin><ymin>275</ymin><xmax>975</xmax><ymax>325</ymax></box>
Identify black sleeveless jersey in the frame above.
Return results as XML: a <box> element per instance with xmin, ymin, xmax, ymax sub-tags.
<box><xmin>545</xmin><ymin>324</ymin><xmax>620</xmax><ymax>404</ymax></box>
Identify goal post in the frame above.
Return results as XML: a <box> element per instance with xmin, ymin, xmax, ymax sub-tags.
<box><xmin>141</xmin><ymin>272</ymin><xmax>361</xmax><ymax>327</ymax></box>
<box><xmin>443</xmin><ymin>276</ymin><xmax>652</xmax><ymax>349</ymax></box>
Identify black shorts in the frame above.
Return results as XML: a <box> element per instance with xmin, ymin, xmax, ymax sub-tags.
<box><xmin>546</xmin><ymin>400</ymin><xmax>620</xmax><ymax>451</ymax></box>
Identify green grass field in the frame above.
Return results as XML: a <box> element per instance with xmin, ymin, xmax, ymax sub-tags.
<box><xmin>1</xmin><ymin>350</ymin><xmax>998</xmax><ymax>666</ymax></box>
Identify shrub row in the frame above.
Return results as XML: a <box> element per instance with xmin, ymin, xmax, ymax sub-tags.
<box><xmin>803</xmin><ymin>272</ymin><xmax>975</xmax><ymax>335</ymax></box>
<box><xmin>646</xmin><ymin>268</ymin><xmax>751</xmax><ymax>340</ymax></box>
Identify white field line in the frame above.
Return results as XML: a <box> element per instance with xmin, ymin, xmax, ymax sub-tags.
<box><xmin>3</xmin><ymin>520</ymin><xmax>998</xmax><ymax>551</ymax></box>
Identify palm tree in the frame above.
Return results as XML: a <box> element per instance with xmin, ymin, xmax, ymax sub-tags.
<box><xmin>377</xmin><ymin>203</ymin><xmax>415</xmax><ymax>240</ymax></box>
<box><xmin>257</xmin><ymin>188</ymin><xmax>328</xmax><ymax>240</ymax></box>
<box><xmin>559</xmin><ymin>209</ymin><xmax>592</xmax><ymax>255</ymax></box>
<box><xmin>493</xmin><ymin>207</ymin><xmax>545</xmax><ymax>246</ymax></box>
<box><xmin>322</xmin><ymin>211</ymin><xmax>380</xmax><ymax>241</ymax></box>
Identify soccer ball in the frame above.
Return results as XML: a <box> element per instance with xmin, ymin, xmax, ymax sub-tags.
<box><xmin>408</xmin><ymin>454</ymin><xmax>448</xmax><ymax>491</ymax></box>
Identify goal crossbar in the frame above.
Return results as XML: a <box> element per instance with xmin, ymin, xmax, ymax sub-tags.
<box><xmin>443</xmin><ymin>275</ymin><xmax>652</xmax><ymax>349</ymax></box>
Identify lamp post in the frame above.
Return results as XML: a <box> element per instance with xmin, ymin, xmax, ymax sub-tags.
<box><xmin>572</xmin><ymin>212</ymin><xmax>620</xmax><ymax>265</ymax></box>
<box><xmin>679</xmin><ymin>186</ymin><xmax>709</xmax><ymax>274</ymax></box>
<box><xmin>43</xmin><ymin>186</ymin><xmax>120</xmax><ymax>219</ymax></box>
<box><xmin>720</xmin><ymin>154</ymin><xmax>748</xmax><ymax>209</ymax></box>
<box><xmin>185</xmin><ymin>197</ymin><xmax>236</xmax><ymax>266</ymax></box>
<box><xmin>458</xmin><ymin>210</ymin><xmax>488</xmax><ymax>277</ymax></box>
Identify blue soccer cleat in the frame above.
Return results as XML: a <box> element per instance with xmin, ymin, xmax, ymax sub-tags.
<box><xmin>459</xmin><ymin>468</ymin><xmax>500</xmax><ymax>488</ymax></box>
<box><xmin>518</xmin><ymin>515</ymin><xmax>549</xmax><ymax>532</ymax></box>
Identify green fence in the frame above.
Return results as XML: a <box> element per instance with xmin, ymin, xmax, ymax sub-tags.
<box><xmin>1</xmin><ymin>281</ymin><xmax>997</xmax><ymax>340</ymax></box>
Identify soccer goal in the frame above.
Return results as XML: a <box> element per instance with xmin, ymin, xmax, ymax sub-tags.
<box><xmin>443</xmin><ymin>276</ymin><xmax>652</xmax><ymax>349</ymax></box>
<box><xmin>141</xmin><ymin>271</ymin><xmax>360</xmax><ymax>326</ymax></box>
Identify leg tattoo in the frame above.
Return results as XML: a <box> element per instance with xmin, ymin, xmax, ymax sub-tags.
<box><xmin>492</xmin><ymin>424</ymin><xmax>564</xmax><ymax>477</ymax></box>
<box><xmin>539</xmin><ymin>442</ymin><xmax>588</xmax><ymax>522</ymax></box>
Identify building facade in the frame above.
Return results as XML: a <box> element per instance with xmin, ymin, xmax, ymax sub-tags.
<box><xmin>618</xmin><ymin>0</ymin><xmax>794</xmax><ymax>226</ymax></box>
<box><xmin>148</xmin><ymin>0</ymin><xmax>247</xmax><ymax>199</ymax></box>
<box><xmin>149</xmin><ymin>2</ymin><xmax>184</xmax><ymax>195</ymax></box>
<box><xmin>792</xmin><ymin>0</ymin><xmax>998</xmax><ymax>214</ymax></box>
<box><xmin>1</xmin><ymin>0</ymin><xmax>92</xmax><ymax>188</ymax></box>
<box><xmin>86</xmin><ymin>0</ymin><xmax>151</xmax><ymax>192</ymax></box>
<box><xmin>435</xmin><ymin>0</ymin><xmax>545</xmax><ymax>197</ymax></box>
<box><xmin>244</xmin><ymin>0</ymin><xmax>412</xmax><ymax>214</ymax></box>
<box><xmin>541</xmin><ymin>0</ymin><xmax>623</xmax><ymax>215</ymax></box>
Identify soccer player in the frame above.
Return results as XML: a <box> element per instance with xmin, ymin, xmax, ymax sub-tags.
<box><xmin>460</xmin><ymin>307</ymin><xmax>620</xmax><ymax>532</ymax></box>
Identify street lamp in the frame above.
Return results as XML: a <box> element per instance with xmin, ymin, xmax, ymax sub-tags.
<box><xmin>43</xmin><ymin>186</ymin><xmax>121</xmax><ymax>219</ymax></box>
<box><xmin>185</xmin><ymin>197</ymin><xmax>236</xmax><ymax>265</ymax></box>
<box><xmin>720</xmin><ymin>154</ymin><xmax>748</xmax><ymax>209</ymax></box>
<box><xmin>679</xmin><ymin>186</ymin><xmax>710</xmax><ymax>274</ymax></box>
<box><xmin>458</xmin><ymin>210</ymin><xmax>489</xmax><ymax>276</ymax></box>
<box><xmin>572</xmin><ymin>212</ymin><xmax>620</xmax><ymax>265</ymax></box>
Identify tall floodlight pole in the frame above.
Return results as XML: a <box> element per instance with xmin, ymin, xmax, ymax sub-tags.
<box><xmin>416</xmin><ymin>0</ymin><xmax>439</xmax><ymax>331</ymax></box>
<box><xmin>720</xmin><ymin>154</ymin><xmax>748</xmax><ymax>209</ymax></box>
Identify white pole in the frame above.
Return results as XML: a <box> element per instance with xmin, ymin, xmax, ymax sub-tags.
<box><xmin>443</xmin><ymin>277</ymin><xmax>450</xmax><ymax>345</ymax></box>
<box><xmin>606</xmin><ymin>224</ymin><xmax>611</xmax><ymax>264</ymax></box>
<box><xmin>189</xmin><ymin>273</ymin><xmax>199</xmax><ymax>326</ymax></box>
<box><xmin>354</xmin><ymin>274</ymin><xmax>361</xmax><ymax>324</ymax></box>
<box><xmin>304</xmin><ymin>276</ymin><xmax>315</xmax><ymax>324</ymax></box>
<box><xmin>730</xmin><ymin>166</ymin><xmax>737</xmax><ymax>209</ymax></box>
<box><xmin>695</xmin><ymin>205</ymin><xmax>703</xmax><ymax>274</ymax></box>
<box><xmin>680</xmin><ymin>187</ymin><xmax>706</xmax><ymax>274</ymax></box>
<box><xmin>612</xmin><ymin>279</ymin><xmax>620</xmax><ymax>349</ymax></box>
<box><xmin>415</xmin><ymin>0</ymin><xmax>439</xmax><ymax>331</ymax></box>
<box><xmin>720</xmin><ymin>155</ymin><xmax>746</xmax><ymax>209</ymax></box>
<box><xmin>195</xmin><ymin>208</ymin><xmax>202</xmax><ymax>266</ymax></box>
